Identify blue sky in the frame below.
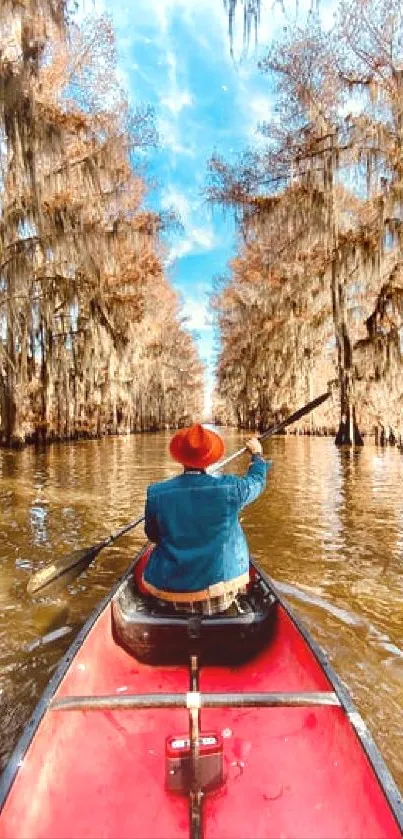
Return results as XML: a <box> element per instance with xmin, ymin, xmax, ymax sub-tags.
<box><xmin>83</xmin><ymin>0</ymin><xmax>334</xmax><ymax>414</ymax></box>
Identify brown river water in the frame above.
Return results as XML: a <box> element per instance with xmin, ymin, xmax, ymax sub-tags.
<box><xmin>0</xmin><ymin>431</ymin><xmax>402</xmax><ymax>791</ymax></box>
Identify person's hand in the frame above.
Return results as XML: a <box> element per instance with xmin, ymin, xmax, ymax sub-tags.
<box><xmin>245</xmin><ymin>437</ymin><xmax>263</xmax><ymax>456</ymax></box>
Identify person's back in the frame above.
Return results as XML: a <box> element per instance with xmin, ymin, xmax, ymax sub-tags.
<box><xmin>142</xmin><ymin>424</ymin><xmax>271</xmax><ymax>614</ymax></box>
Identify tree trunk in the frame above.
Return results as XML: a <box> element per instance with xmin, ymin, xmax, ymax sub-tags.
<box><xmin>331</xmin><ymin>260</ymin><xmax>364</xmax><ymax>446</ymax></box>
<box><xmin>0</xmin><ymin>373</ymin><xmax>19</xmax><ymax>446</ymax></box>
<box><xmin>0</xmin><ymin>294</ymin><xmax>25</xmax><ymax>447</ymax></box>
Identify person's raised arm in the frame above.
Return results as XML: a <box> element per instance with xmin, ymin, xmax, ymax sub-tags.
<box><xmin>235</xmin><ymin>437</ymin><xmax>272</xmax><ymax>509</ymax></box>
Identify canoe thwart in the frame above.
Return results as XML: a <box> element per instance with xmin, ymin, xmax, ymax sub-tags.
<box><xmin>50</xmin><ymin>690</ymin><xmax>341</xmax><ymax>712</ymax></box>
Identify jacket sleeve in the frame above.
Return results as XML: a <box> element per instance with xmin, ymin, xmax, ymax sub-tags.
<box><xmin>235</xmin><ymin>456</ymin><xmax>272</xmax><ymax>510</ymax></box>
<box><xmin>144</xmin><ymin>490</ymin><xmax>160</xmax><ymax>543</ymax></box>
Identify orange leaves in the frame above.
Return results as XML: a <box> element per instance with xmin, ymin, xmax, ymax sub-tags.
<box><xmin>0</xmin><ymin>1</ymin><xmax>204</xmax><ymax>443</ymax></box>
<box><xmin>209</xmin><ymin>0</ymin><xmax>403</xmax><ymax>433</ymax></box>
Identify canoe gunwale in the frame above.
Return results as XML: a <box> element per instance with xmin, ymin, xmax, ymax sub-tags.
<box><xmin>257</xmin><ymin>562</ymin><xmax>403</xmax><ymax>832</ymax></box>
<box><xmin>0</xmin><ymin>549</ymin><xmax>145</xmax><ymax>811</ymax></box>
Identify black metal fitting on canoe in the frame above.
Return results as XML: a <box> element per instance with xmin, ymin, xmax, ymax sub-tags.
<box><xmin>50</xmin><ymin>691</ymin><xmax>340</xmax><ymax>712</ymax></box>
<box><xmin>186</xmin><ymin>626</ymin><xmax>203</xmax><ymax>839</ymax></box>
<box><xmin>187</xmin><ymin>618</ymin><xmax>201</xmax><ymax>692</ymax></box>
<box><xmin>187</xmin><ymin>617</ymin><xmax>202</xmax><ymax>643</ymax></box>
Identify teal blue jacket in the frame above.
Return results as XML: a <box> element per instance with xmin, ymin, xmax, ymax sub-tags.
<box><xmin>143</xmin><ymin>455</ymin><xmax>270</xmax><ymax>594</ymax></box>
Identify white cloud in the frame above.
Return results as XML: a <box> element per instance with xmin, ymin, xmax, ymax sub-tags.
<box><xmin>182</xmin><ymin>297</ymin><xmax>212</xmax><ymax>331</ymax></box>
<box><xmin>158</xmin><ymin>117</ymin><xmax>196</xmax><ymax>156</ymax></box>
<box><xmin>161</xmin><ymin>186</ymin><xmax>217</xmax><ymax>264</ymax></box>
<box><xmin>159</xmin><ymin>50</ymin><xmax>194</xmax><ymax>116</ymax></box>
<box><xmin>161</xmin><ymin>89</ymin><xmax>193</xmax><ymax>116</ymax></box>
<box><xmin>249</xmin><ymin>93</ymin><xmax>271</xmax><ymax>125</ymax></box>
<box><xmin>161</xmin><ymin>184</ymin><xmax>217</xmax><ymax>265</ymax></box>
<box><xmin>241</xmin><ymin>92</ymin><xmax>272</xmax><ymax>142</ymax></box>
<box><xmin>166</xmin><ymin>240</ymin><xmax>194</xmax><ymax>264</ymax></box>
<box><xmin>161</xmin><ymin>185</ymin><xmax>192</xmax><ymax>222</ymax></box>
<box><xmin>191</xmin><ymin>226</ymin><xmax>215</xmax><ymax>249</ymax></box>
<box><xmin>153</xmin><ymin>45</ymin><xmax>197</xmax><ymax>158</ymax></box>
<box><xmin>165</xmin><ymin>225</ymin><xmax>216</xmax><ymax>265</ymax></box>
<box><xmin>121</xmin><ymin>0</ymin><xmax>228</xmax><ymax>44</ymax></box>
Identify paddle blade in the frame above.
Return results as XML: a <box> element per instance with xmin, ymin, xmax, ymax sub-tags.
<box><xmin>281</xmin><ymin>391</ymin><xmax>330</xmax><ymax>428</ymax></box>
<box><xmin>27</xmin><ymin>543</ymin><xmax>104</xmax><ymax>596</ymax></box>
<box><xmin>261</xmin><ymin>391</ymin><xmax>331</xmax><ymax>441</ymax></box>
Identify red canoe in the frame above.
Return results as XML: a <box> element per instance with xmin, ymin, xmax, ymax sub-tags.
<box><xmin>0</xmin><ymin>548</ymin><xmax>402</xmax><ymax>839</ymax></box>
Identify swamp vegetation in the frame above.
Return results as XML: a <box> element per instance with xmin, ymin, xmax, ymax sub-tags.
<box><xmin>1</xmin><ymin>0</ymin><xmax>402</xmax><ymax>448</ymax></box>
<box><xmin>212</xmin><ymin>0</ymin><xmax>403</xmax><ymax>445</ymax></box>
<box><xmin>0</xmin><ymin>1</ymin><xmax>203</xmax><ymax>447</ymax></box>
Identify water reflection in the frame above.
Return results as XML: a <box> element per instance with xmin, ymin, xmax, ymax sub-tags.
<box><xmin>0</xmin><ymin>433</ymin><xmax>402</xmax><ymax>788</ymax></box>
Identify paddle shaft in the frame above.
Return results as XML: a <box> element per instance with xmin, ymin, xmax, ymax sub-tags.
<box><xmin>213</xmin><ymin>391</ymin><xmax>330</xmax><ymax>471</ymax></box>
<box><xmin>101</xmin><ymin>515</ymin><xmax>145</xmax><ymax>549</ymax></box>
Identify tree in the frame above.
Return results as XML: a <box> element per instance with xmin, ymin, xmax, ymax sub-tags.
<box><xmin>0</xmin><ymin>6</ymin><xmax>204</xmax><ymax>445</ymax></box>
<box><xmin>335</xmin><ymin>0</ymin><xmax>403</xmax><ymax>442</ymax></box>
<box><xmin>0</xmin><ymin>0</ymin><xmax>67</xmax><ymax>444</ymax></box>
<box><xmin>210</xmin><ymin>7</ymin><xmax>403</xmax><ymax>443</ymax></box>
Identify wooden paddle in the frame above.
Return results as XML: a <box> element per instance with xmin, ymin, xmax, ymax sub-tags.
<box><xmin>27</xmin><ymin>517</ymin><xmax>145</xmax><ymax>596</ymax></box>
<box><xmin>27</xmin><ymin>390</ymin><xmax>330</xmax><ymax>595</ymax></box>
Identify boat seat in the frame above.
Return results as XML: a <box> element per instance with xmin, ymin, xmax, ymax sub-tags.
<box><xmin>111</xmin><ymin>577</ymin><xmax>278</xmax><ymax>665</ymax></box>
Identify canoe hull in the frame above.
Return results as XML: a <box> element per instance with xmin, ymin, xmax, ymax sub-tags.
<box><xmin>0</xmin><ymin>551</ymin><xmax>402</xmax><ymax>839</ymax></box>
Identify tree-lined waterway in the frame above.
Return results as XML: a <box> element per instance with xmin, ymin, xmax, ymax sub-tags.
<box><xmin>1</xmin><ymin>432</ymin><xmax>402</xmax><ymax>790</ymax></box>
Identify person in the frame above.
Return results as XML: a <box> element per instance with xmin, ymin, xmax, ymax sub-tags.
<box><xmin>141</xmin><ymin>423</ymin><xmax>271</xmax><ymax>615</ymax></box>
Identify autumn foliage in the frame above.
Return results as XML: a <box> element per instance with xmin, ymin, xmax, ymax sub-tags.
<box><xmin>214</xmin><ymin>0</ymin><xmax>403</xmax><ymax>444</ymax></box>
<box><xmin>0</xmin><ymin>2</ymin><xmax>203</xmax><ymax>446</ymax></box>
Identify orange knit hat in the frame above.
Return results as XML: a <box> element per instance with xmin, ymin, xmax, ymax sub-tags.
<box><xmin>169</xmin><ymin>424</ymin><xmax>225</xmax><ymax>469</ymax></box>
